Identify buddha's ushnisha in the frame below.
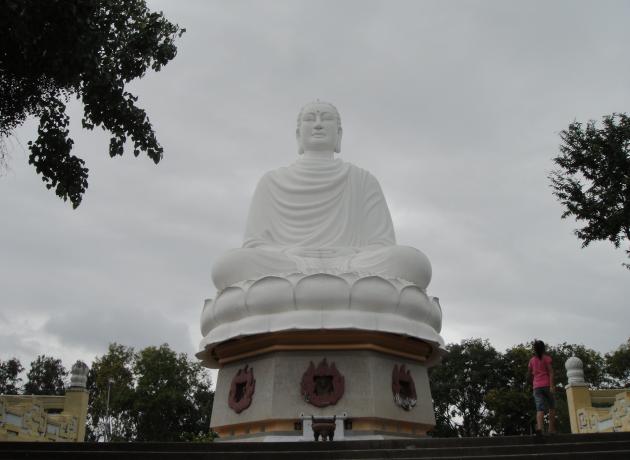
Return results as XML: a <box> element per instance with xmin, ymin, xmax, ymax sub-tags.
<box><xmin>211</xmin><ymin>101</ymin><xmax>432</xmax><ymax>290</ymax></box>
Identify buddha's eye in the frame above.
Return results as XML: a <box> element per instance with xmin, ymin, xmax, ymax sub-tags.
<box><xmin>321</xmin><ymin>114</ymin><xmax>335</xmax><ymax>121</ymax></box>
<box><xmin>302</xmin><ymin>114</ymin><xmax>316</xmax><ymax>122</ymax></box>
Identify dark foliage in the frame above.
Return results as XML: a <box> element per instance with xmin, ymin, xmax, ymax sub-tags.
<box><xmin>23</xmin><ymin>355</ymin><xmax>67</xmax><ymax>395</ymax></box>
<box><xmin>550</xmin><ymin>113</ymin><xmax>630</xmax><ymax>268</ymax></box>
<box><xmin>86</xmin><ymin>343</ymin><xmax>136</xmax><ymax>441</ymax></box>
<box><xmin>548</xmin><ymin>342</ymin><xmax>607</xmax><ymax>389</ymax></box>
<box><xmin>429</xmin><ymin>339</ymin><xmax>506</xmax><ymax>437</ymax></box>
<box><xmin>86</xmin><ymin>343</ymin><xmax>214</xmax><ymax>442</ymax></box>
<box><xmin>0</xmin><ymin>0</ymin><xmax>184</xmax><ymax>207</ymax></box>
<box><xmin>430</xmin><ymin>339</ymin><xmax>617</xmax><ymax>437</ymax></box>
<box><xmin>0</xmin><ymin>357</ymin><xmax>24</xmax><ymax>394</ymax></box>
<box><xmin>606</xmin><ymin>339</ymin><xmax>630</xmax><ymax>388</ymax></box>
<box><xmin>485</xmin><ymin>345</ymin><xmax>534</xmax><ymax>436</ymax></box>
<box><xmin>133</xmin><ymin>344</ymin><xmax>213</xmax><ymax>442</ymax></box>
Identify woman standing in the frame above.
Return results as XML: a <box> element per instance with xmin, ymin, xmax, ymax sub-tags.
<box><xmin>528</xmin><ymin>340</ymin><xmax>557</xmax><ymax>435</ymax></box>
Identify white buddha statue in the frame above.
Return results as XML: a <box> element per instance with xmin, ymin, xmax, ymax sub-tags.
<box><xmin>211</xmin><ymin>101</ymin><xmax>432</xmax><ymax>291</ymax></box>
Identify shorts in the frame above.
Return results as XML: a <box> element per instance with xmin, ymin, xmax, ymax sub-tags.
<box><xmin>533</xmin><ymin>386</ymin><xmax>555</xmax><ymax>412</ymax></box>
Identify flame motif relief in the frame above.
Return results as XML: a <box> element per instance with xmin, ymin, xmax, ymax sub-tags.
<box><xmin>228</xmin><ymin>365</ymin><xmax>256</xmax><ymax>414</ymax></box>
<box><xmin>301</xmin><ymin>358</ymin><xmax>345</xmax><ymax>408</ymax></box>
<box><xmin>392</xmin><ymin>364</ymin><xmax>417</xmax><ymax>411</ymax></box>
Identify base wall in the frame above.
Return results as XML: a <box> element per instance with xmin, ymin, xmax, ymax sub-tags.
<box><xmin>211</xmin><ymin>349</ymin><xmax>435</xmax><ymax>440</ymax></box>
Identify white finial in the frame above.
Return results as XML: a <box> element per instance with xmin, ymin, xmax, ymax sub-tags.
<box><xmin>70</xmin><ymin>361</ymin><xmax>89</xmax><ymax>388</ymax></box>
<box><xmin>565</xmin><ymin>356</ymin><xmax>586</xmax><ymax>386</ymax></box>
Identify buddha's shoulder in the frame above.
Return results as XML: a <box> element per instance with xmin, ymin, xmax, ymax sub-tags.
<box><xmin>343</xmin><ymin>162</ymin><xmax>382</xmax><ymax>185</ymax></box>
<box><xmin>345</xmin><ymin>161</ymin><xmax>375</xmax><ymax>174</ymax></box>
<box><xmin>254</xmin><ymin>166</ymin><xmax>295</xmax><ymax>188</ymax></box>
<box><xmin>258</xmin><ymin>165</ymin><xmax>292</xmax><ymax>181</ymax></box>
<box><xmin>257</xmin><ymin>160</ymin><xmax>378</xmax><ymax>183</ymax></box>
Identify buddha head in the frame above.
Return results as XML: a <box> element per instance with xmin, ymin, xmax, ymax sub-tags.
<box><xmin>296</xmin><ymin>101</ymin><xmax>342</xmax><ymax>155</ymax></box>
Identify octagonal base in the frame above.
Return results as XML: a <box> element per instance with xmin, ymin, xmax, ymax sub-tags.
<box><xmin>210</xmin><ymin>342</ymin><xmax>436</xmax><ymax>441</ymax></box>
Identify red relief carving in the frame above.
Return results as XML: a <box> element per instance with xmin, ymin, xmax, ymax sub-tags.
<box><xmin>301</xmin><ymin>358</ymin><xmax>345</xmax><ymax>408</ymax></box>
<box><xmin>392</xmin><ymin>364</ymin><xmax>417</xmax><ymax>411</ymax></box>
<box><xmin>228</xmin><ymin>365</ymin><xmax>256</xmax><ymax>414</ymax></box>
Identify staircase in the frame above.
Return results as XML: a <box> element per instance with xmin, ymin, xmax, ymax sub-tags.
<box><xmin>2</xmin><ymin>432</ymin><xmax>630</xmax><ymax>459</ymax></box>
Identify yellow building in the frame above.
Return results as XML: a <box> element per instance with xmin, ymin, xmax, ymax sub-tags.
<box><xmin>0</xmin><ymin>361</ymin><xmax>89</xmax><ymax>442</ymax></box>
<box><xmin>565</xmin><ymin>356</ymin><xmax>630</xmax><ymax>434</ymax></box>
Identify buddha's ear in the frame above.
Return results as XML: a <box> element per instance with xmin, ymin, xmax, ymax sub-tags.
<box><xmin>334</xmin><ymin>127</ymin><xmax>343</xmax><ymax>153</ymax></box>
<box><xmin>296</xmin><ymin>128</ymin><xmax>304</xmax><ymax>154</ymax></box>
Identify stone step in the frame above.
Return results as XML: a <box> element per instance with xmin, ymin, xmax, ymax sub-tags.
<box><xmin>3</xmin><ymin>450</ymin><xmax>630</xmax><ymax>459</ymax></box>
<box><xmin>378</xmin><ymin>453</ymin><xmax>630</xmax><ymax>460</ymax></box>
<box><xmin>1</xmin><ymin>433</ymin><xmax>630</xmax><ymax>459</ymax></box>
<box><xmin>4</xmin><ymin>432</ymin><xmax>630</xmax><ymax>451</ymax></box>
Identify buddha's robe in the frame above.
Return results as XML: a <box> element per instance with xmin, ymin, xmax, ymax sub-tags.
<box><xmin>211</xmin><ymin>157</ymin><xmax>431</xmax><ymax>290</ymax></box>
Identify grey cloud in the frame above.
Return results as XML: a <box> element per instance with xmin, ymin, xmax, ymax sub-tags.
<box><xmin>43</xmin><ymin>305</ymin><xmax>194</xmax><ymax>357</ymax></box>
<box><xmin>1</xmin><ymin>0</ymin><xmax>629</xmax><ymax>369</ymax></box>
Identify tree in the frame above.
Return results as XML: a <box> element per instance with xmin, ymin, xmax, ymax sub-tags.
<box><xmin>429</xmin><ymin>339</ymin><xmax>506</xmax><ymax>437</ymax></box>
<box><xmin>0</xmin><ymin>357</ymin><xmax>23</xmax><ymax>394</ymax></box>
<box><xmin>430</xmin><ymin>340</ymin><xmax>610</xmax><ymax>436</ymax></box>
<box><xmin>133</xmin><ymin>344</ymin><xmax>213</xmax><ymax>442</ymax></box>
<box><xmin>605</xmin><ymin>338</ymin><xmax>630</xmax><ymax>388</ymax></box>
<box><xmin>485</xmin><ymin>342</ymin><xmax>606</xmax><ymax>435</ymax></box>
<box><xmin>485</xmin><ymin>344</ymin><xmax>535</xmax><ymax>436</ymax></box>
<box><xmin>86</xmin><ymin>343</ymin><xmax>214</xmax><ymax>442</ymax></box>
<box><xmin>23</xmin><ymin>355</ymin><xmax>67</xmax><ymax>395</ymax></box>
<box><xmin>0</xmin><ymin>0</ymin><xmax>185</xmax><ymax>207</ymax></box>
<box><xmin>547</xmin><ymin>342</ymin><xmax>607</xmax><ymax>389</ymax></box>
<box><xmin>86</xmin><ymin>343</ymin><xmax>136</xmax><ymax>441</ymax></box>
<box><xmin>550</xmin><ymin>113</ymin><xmax>630</xmax><ymax>269</ymax></box>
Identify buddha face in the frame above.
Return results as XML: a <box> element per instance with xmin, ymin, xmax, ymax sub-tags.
<box><xmin>296</xmin><ymin>102</ymin><xmax>342</xmax><ymax>154</ymax></box>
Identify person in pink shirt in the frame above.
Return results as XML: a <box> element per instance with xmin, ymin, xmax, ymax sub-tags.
<box><xmin>527</xmin><ymin>340</ymin><xmax>556</xmax><ymax>435</ymax></box>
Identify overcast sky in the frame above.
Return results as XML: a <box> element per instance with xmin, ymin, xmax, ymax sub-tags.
<box><xmin>1</xmin><ymin>0</ymin><xmax>629</xmax><ymax>379</ymax></box>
